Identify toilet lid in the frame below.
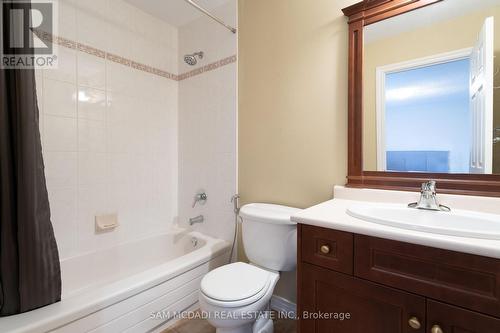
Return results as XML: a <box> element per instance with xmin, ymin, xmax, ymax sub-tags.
<box><xmin>201</xmin><ymin>262</ymin><xmax>271</xmax><ymax>303</ymax></box>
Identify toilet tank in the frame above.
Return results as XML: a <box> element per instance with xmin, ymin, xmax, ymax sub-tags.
<box><xmin>239</xmin><ymin>203</ymin><xmax>301</xmax><ymax>271</ymax></box>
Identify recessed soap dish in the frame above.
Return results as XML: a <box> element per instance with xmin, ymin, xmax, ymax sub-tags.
<box><xmin>95</xmin><ymin>214</ymin><xmax>119</xmax><ymax>233</ymax></box>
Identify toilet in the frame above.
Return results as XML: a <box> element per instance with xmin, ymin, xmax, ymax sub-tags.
<box><xmin>198</xmin><ymin>203</ymin><xmax>300</xmax><ymax>333</ymax></box>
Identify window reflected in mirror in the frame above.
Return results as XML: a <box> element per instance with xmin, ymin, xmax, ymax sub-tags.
<box><xmin>384</xmin><ymin>59</ymin><xmax>470</xmax><ymax>173</ymax></box>
<box><xmin>362</xmin><ymin>0</ymin><xmax>500</xmax><ymax>174</ymax></box>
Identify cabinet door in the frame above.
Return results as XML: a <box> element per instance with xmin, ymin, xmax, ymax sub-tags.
<box><xmin>299</xmin><ymin>263</ymin><xmax>426</xmax><ymax>333</ymax></box>
<box><xmin>427</xmin><ymin>300</ymin><xmax>500</xmax><ymax>333</ymax></box>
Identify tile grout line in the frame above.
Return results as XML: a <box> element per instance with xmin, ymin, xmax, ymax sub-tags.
<box><xmin>34</xmin><ymin>29</ymin><xmax>236</xmax><ymax>82</ymax></box>
<box><xmin>75</xmin><ymin>34</ymin><xmax>81</xmax><ymax>257</ymax></box>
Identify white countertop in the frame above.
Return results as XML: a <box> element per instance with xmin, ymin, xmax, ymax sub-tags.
<box><xmin>291</xmin><ymin>198</ymin><xmax>500</xmax><ymax>259</ymax></box>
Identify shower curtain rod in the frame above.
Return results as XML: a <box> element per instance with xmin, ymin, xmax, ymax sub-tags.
<box><xmin>183</xmin><ymin>0</ymin><xmax>237</xmax><ymax>34</ymax></box>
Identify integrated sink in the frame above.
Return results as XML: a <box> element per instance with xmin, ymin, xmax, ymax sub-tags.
<box><xmin>346</xmin><ymin>203</ymin><xmax>500</xmax><ymax>240</ymax></box>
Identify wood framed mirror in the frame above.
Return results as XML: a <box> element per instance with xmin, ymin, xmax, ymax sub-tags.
<box><xmin>342</xmin><ymin>0</ymin><xmax>500</xmax><ymax>196</ymax></box>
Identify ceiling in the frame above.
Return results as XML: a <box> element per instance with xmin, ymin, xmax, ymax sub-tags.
<box><xmin>365</xmin><ymin>0</ymin><xmax>500</xmax><ymax>44</ymax></box>
<box><xmin>125</xmin><ymin>0</ymin><xmax>233</xmax><ymax>27</ymax></box>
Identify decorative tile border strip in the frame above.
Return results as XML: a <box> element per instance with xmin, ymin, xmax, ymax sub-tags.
<box><xmin>34</xmin><ymin>29</ymin><xmax>76</xmax><ymax>50</ymax></box>
<box><xmin>33</xmin><ymin>29</ymin><xmax>234</xmax><ymax>82</ymax></box>
<box><xmin>106</xmin><ymin>52</ymin><xmax>131</xmax><ymax>66</ymax></box>
<box><xmin>34</xmin><ymin>30</ymin><xmax>107</xmax><ymax>59</ymax></box>
<box><xmin>78</xmin><ymin>43</ymin><xmax>106</xmax><ymax>58</ymax></box>
<box><xmin>177</xmin><ymin>55</ymin><xmax>237</xmax><ymax>81</ymax></box>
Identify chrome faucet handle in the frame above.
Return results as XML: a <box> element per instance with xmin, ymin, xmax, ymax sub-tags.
<box><xmin>421</xmin><ymin>180</ymin><xmax>436</xmax><ymax>194</ymax></box>
<box><xmin>192</xmin><ymin>192</ymin><xmax>207</xmax><ymax>208</ymax></box>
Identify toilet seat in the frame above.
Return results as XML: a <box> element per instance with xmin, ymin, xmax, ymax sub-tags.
<box><xmin>200</xmin><ymin>262</ymin><xmax>273</xmax><ymax>308</ymax></box>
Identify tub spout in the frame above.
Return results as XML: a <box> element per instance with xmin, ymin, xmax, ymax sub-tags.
<box><xmin>189</xmin><ymin>215</ymin><xmax>204</xmax><ymax>225</ymax></box>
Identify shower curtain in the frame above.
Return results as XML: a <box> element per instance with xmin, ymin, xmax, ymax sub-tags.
<box><xmin>0</xmin><ymin>1</ymin><xmax>61</xmax><ymax>315</ymax></box>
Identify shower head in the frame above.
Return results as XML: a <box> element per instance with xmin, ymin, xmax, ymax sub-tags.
<box><xmin>184</xmin><ymin>51</ymin><xmax>204</xmax><ymax>66</ymax></box>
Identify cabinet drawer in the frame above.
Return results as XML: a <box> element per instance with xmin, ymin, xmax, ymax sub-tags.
<box><xmin>301</xmin><ymin>224</ymin><xmax>353</xmax><ymax>274</ymax></box>
<box><xmin>354</xmin><ymin>235</ymin><xmax>500</xmax><ymax>317</ymax></box>
<box><xmin>427</xmin><ymin>300</ymin><xmax>500</xmax><ymax>333</ymax></box>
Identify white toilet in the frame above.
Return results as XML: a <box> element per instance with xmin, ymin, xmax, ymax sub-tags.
<box><xmin>198</xmin><ymin>203</ymin><xmax>300</xmax><ymax>333</ymax></box>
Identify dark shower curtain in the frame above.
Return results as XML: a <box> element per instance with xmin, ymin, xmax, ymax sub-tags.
<box><xmin>0</xmin><ymin>1</ymin><xmax>61</xmax><ymax>316</ymax></box>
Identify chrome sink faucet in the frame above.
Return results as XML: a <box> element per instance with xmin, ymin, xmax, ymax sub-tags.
<box><xmin>408</xmin><ymin>180</ymin><xmax>450</xmax><ymax>212</ymax></box>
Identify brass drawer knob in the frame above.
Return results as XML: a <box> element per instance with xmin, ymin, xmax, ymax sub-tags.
<box><xmin>408</xmin><ymin>317</ymin><xmax>421</xmax><ymax>330</ymax></box>
<box><xmin>320</xmin><ymin>245</ymin><xmax>330</xmax><ymax>254</ymax></box>
<box><xmin>431</xmin><ymin>325</ymin><xmax>443</xmax><ymax>333</ymax></box>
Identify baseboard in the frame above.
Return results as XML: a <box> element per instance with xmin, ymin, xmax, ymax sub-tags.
<box><xmin>270</xmin><ymin>295</ymin><xmax>296</xmax><ymax>316</ymax></box>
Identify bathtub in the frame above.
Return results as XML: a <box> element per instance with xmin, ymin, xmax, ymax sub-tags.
<box><xmin>0</xmin><ymin>228</ymin><xmax>230</xmax><ymax>333</ymax></box>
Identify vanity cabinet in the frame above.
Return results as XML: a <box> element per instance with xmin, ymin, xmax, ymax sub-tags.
<box><xmin>297</xmin><ymin>224</ymin><xmax>500</xmax><ymax>333</ymax></box>
<box><xmin>301</xmin><ymin>263</ymin><xmax>426</xmax><ymax>333</ymax></box>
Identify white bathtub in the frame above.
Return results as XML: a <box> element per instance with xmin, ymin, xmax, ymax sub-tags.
<box><xmin>0</xmin><ymin>228</ymin><xmax>230</xmax><ymax>333</ymax></box>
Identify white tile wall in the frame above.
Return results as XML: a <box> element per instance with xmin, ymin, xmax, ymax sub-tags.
<box><xmin>178</xmin><ymin>1</ymin><xmax>238</xmax><ymax>242</ymax></box>
<box><xmin>77</xmin><ymin>53</ymin><xmax>106</xmax><ymax>90</ymax></box>
<box><xmin>37</xmin><ymin>0</ymin><xmax>179</xmax><ymax>259</ymax></box>
<box><xmin>36</xmin><ymin>0</ymin><xmax>237</xmax><ymax>259</ymax></box>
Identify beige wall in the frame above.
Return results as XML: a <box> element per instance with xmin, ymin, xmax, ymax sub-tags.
<box><xmin>363</xmin><ymin>7</ymin><xmax>500</xmax><ymax>171</ymax></box>
<box><xmin>238</xmin><ymin>0</ymin><xmax>356</xmax><ymax>303</ymax></box>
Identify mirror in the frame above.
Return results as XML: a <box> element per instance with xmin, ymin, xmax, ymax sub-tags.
<box><xmin>362</xmin><ymin>0</ymin><xmax>500</xmax><ymax>174</ymax></box>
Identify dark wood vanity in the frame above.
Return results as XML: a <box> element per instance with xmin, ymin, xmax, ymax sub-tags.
<box><xmin>297</xmin><ymin>224</ymin><xmax>500</xmax><ymax>333</ymax></box>
<box><xmin>296</xmin><ymin>0</ymin><xmax>500</xmax><ymax>331</ymax></box>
